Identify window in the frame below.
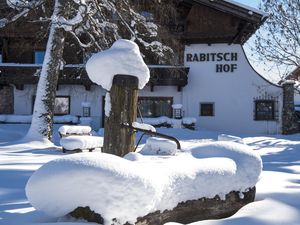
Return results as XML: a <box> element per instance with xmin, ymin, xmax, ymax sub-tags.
<box><xmin>32</xmin><ymin>96</ymin><xmax>70</xmax><ymax>115</ymax></box>
<box><xmin>200</xmin><ymin>103</ymin><xmax>214</xmax><ymax>116</ymax></box>
<box><xmin>254</xmin><ymin>100</ymin><xmax>275</xmax><ymax>121</ymax></box>
<box><xmin>55</xmin><ymin>96</ymin><xmax>70</xmax><ymax>115</ymax></box>
<box><xmin>63</xmin><ymin>43</ymin><xmax>83</xmax><ymax>64</ymax></box>
<box><xmin>138</xmin><ymin>97</ymin><xmax>173</xmax><ymax>118</ymax></box>
<box><xmin>34</xmin><ymin>51</ymin><xmax>45</xmax><ymax>64</ymax></box>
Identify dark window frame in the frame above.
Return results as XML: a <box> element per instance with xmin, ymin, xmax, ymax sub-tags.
<box><xmin>63</xmin><ymin>42</ymin><xmax>84</xmax><ymax>64</ymax></box>
<box><xmin>254</xmin><ymin>100</ymin><xmax>275</xmax><ymax>121</ymax></box>
<box><xmin>5</xmin><ymin>38</ymin><xmax>35</xmax><ymax>64</ymax></box>
<box><xmin>32</xmin><ymin>95</ymin><xmax>71</xmax><ymax>115</ymax></box>
<box><xmin>200</xmin><ymin>102</ymin><xmax>215</xmax><ymax>117</ymax></box>
<box><xmin>138</xmin><ymin>96</ymin><xmax>173</xmax><ymax>118</ymax></box>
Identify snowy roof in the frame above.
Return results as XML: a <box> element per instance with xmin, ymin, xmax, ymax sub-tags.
<box><xmin>181</xmin><ymin>0</ymin><xmax>267</xmax><ymax>44</ymax></box>
<box><xmin>224</xmin><ymin>0</ymin><xmax>268</xmax><ymax>17</ymax></box>
<box><xmin>189</xmin><ymin>0</ymin><xmax>267</xmax><ymax>19</ymax></box>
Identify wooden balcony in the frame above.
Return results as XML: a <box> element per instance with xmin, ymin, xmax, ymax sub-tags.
<box><xmin>0</xmin><ymin>64</ymin><xmax>189</xmax><ymax>91</ymax></box>
<box><xmin>148</xmin><ymin>66</ymin><xmax>189</xmax><ymax>92</ymax></box>
<box><xmin>0</xmin><ymin>64</ymin><xmax>93</xmax><ymax>90</ymax></box>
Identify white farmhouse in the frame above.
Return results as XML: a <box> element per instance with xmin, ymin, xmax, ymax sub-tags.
<box><xmin>0</xmin><ymin>0</ymin><xmax>297</xmax><ymax>134</ymax></box>
<box><xmin>183</xmin><ymin>44</ymin><xmax>282</xmax><ymax>134</ymax></box>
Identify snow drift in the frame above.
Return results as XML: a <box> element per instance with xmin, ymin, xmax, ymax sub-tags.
<box><xmin>139</xmin><ymin>137</ymin><xmax>178</xmax><ymax>155</ymax></box>
<box><xmin>26</xmin><ymin>141</ymin><xmax>262</xmax><ymax>225</ymax></box>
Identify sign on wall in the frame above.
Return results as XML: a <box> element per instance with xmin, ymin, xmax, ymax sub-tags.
<box><xmin>186</xmin><ymin>52</ymin><xmax>238</xmax><ymax>73</ymax></box>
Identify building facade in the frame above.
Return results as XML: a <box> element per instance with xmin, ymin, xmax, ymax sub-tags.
<box><xmin>0</xmin><ymin>0</ymin><xmax>293</xmax><ymax>134</ymax></box>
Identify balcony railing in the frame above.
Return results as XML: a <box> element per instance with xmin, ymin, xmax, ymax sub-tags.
<box><xmin>0</xmin><ymin>63</ymin><xmax>189</xmax><ymax>91</ymax></box>
<box><xmin>0</xmin><ymin>64</ymin><xmax>93</xmax><ymax>90</ymax></box>
<box><xmin>148</xmin><ymin>65</ymin><xmax>189</xmax><ymax>91</ymax></box>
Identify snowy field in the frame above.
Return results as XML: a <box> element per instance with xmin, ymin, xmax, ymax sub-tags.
<box><xmin>0</xmin><ymin>124</ymin><xmax>300</xmax><ymax>225</ymax></box>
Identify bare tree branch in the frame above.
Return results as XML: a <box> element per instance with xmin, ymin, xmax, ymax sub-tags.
<box><xmin>253</xmin><ymin>0</ymin><xmax>300</xmax><ymax>78</ymax></box>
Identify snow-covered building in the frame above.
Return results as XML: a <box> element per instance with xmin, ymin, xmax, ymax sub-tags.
<box><xmin>0</xmin><ymin>0</ymin><xmax>296</xmax><ymax>134</ymax></box>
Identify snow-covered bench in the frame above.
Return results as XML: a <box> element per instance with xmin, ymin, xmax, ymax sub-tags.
<box><xmin>58</xmin><ymin>125</ymin><xmax>103</xmax><ymax>153</ymax></box>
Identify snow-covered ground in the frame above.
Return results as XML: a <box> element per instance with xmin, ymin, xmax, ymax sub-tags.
<box><xmin>0</xmin><ymin>124</ymin><xmax>300</xmax><ymax>225</ymax></box>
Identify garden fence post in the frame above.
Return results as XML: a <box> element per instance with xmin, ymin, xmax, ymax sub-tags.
<box><xmin>103</xmin><ymin>74</ymin><xmax>139</xmax><ymax>156</ymax></box>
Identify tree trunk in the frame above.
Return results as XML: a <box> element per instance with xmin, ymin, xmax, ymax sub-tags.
<box><xmin>25</xmin><ymin>0</ymin><xmax>66</xmax><ymax>141</ymax></box>
<box><xmin>69</xmin><ymin>188</ymin><xmax>256</xmax><ymax>225</ymax></box>
<box><xmin>103</xmin><ymin>75</ymin><xmax>139</xmax><ymax>157</ymax></box>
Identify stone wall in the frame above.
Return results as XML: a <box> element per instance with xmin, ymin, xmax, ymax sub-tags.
<box><xmin>282</xmin><ymin>81</ymin><xmax>298</xmax><ymax>134</ymax></box>
<box><xmin>0</xmin><ymin>85</ymin><xmax>14</xmax><ymax>114</ymax></box>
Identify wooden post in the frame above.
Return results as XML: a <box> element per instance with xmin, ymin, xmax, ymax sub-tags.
<box><xmin>103</xmin><ymin>75</ymin><xmax>139</xmax><ymax>156</ymax></box>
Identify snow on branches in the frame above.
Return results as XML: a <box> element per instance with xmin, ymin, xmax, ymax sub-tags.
<box><xmin>0</xmin><ymin>0</ymin><xmax>175</xmax><ymax>140</ymax></box>
<box><xmin>1</xmin><ymin>0</ymin><xmax>174</xmax><ymax>64</ymax></box>
<box><xmin>253</xmin><ymin>0</ymin><xmax>300</xmax><ymax>76</ymax></box>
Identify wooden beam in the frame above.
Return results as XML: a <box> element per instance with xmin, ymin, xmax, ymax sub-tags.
<box><xmin>150</xmin><ymin>83</ymin><xmax>154</xmax><ymax>92</ymax></box>
<box><xmin>84</xmin><ymin>84</ymin><xmax>91</xmax><ymax>91</ymax></box>
<box><xmin>15</xmin><ymin>84</ymin><xmax>24</xmax><ymax>90</ymax></box>
<box><xmin>230</xmin><ymin>22</ymin><xmax>251</xmax><ymax>44</ymax></box>
<box><xmin>184</xmin><ymin>0</ymin><xmax>263</xmax><ymax>23</ymax></box>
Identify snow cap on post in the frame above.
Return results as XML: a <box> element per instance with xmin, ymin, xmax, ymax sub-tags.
<box><xmin>282</xmin><ymin>80</ymin><xmax>296</xmax><ymax>85</ymax></box>
<box><xmin>86</xmin><ymin>39</ymin><xmax>150</xmax><ymax>91</ymax></box>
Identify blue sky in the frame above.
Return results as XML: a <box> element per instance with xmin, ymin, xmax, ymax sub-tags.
<box><xmin>233</xmin><ymin>0</ymin><xmax>285</xmax><ymax>82</ymax></box>
<box><xmin>234</xmin><ymin>0</ymin><xmax>261</xmax><ymax>8</ymax></box>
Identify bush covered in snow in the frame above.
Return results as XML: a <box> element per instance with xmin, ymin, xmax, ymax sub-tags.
<box><xmin>136</xmin><ymin>116</ymin><xmax>197</xmax><ymax>129</ymax></box>
<box><xmin>139</xmin><ymin>137</ymin><xmax>178</xmax><ymax>155</ymax></box>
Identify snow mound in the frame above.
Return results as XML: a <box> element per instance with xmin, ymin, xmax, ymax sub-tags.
<box><xmin>139</xmin><ymin>137</ymin><xmax>178</xmax><ymax>155</ymax></box>
<box><xmin>132</xmin><ymin>122</ymin><xmax>156</xmax><ymax>132</ymax></box>
<box><xmin>79</xmin><ymin>117</ymin><xmax>93</xmax><ymax>126</ymax></box>
<box><xmin>26</xmin><ymin>142</ymin><xmax>262</xmax><ymax>225</ymax></box>
<box><xmin>86</xmin><ymin>39</ymin><xmax>150</xmax><ymax>90</ymax></box>
<box><xmin>26</xmin><ymin>153</ymin><xmax>161</xmax><ymax>225</ymax></box>
<box><xmin>123</xmin><ymin>152</ymin><xmax>144</xmax><ymax>161</ymax></box>
<box><xmin>136</xmin><ymin>116</ymin><xmax>197</xmax><ymax>126</ymax></box>
<box><xmin>137</xmin><ymin>116</ymin><xmax>171</xmax><ymax>126</ymax></box>
<box><xmin>191</xmin><ymin>141</ymin><xmax>262</xmax><ymax>191</ymax></box>
<box><xmin>182</xmin><ymin>117</ymin><xmax>196</xmax><ymax>125</ymax></box>
<box><xmin>218</xmin><ymin>134</ymin><xmax>244</xmax><ymax>144</ymax></box>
